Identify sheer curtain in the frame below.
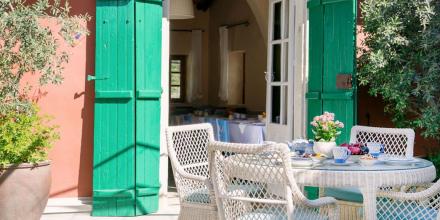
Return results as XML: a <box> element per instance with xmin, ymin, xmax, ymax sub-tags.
<box><xmin>218</xmin><ymin>26</ymin><xmax>229</xmax><ymax>102</ymax></box>
<box><xmin>187</xmin><ymin>30</ymin><xmax>203</xmax><ymax>103</ymax></box>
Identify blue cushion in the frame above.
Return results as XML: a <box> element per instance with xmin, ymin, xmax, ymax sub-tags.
<box><xmin>377</xmin><ymin>200</ymin><xmax>438</xmax><ymax>220</ymax></box>
<box><xmin>184</xmin><ymin>189</ymin><xmax>211</xmax><ymax>204</ymax></box>
<box><xmin>324</xmin><ymin>187</ymin><xmax>363</xmax><ymax>203</ymax></box>
<box><xmin>237</xmin><ymin>212</ymin><xmax>286</xmax><ymax>220</ymax></box>
<box><xmin>185</xmin><ymin>184</ymin><xmax>262</xmax><ymax>204</ymax></box>
<box><xmin>237</xmin><ymin>208</ymin><xmax>328</xmax><ymax>220</ymax></box>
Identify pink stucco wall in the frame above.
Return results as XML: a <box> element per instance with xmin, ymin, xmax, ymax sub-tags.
<box><xmin>35</xmin><ymin>1</ymin><xmax>95</xmax><ymax>198</ymax></box>
<box><xmin>36</xmin><ymin>0</ymin><xmax>434</xmax><ymax>199</ymax></box>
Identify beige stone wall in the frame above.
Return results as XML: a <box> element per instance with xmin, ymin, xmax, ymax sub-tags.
<box><xmin>170</xmin><ymin>0</ymin><xmax>268</xmax><ymax>112</ymax></box>
<box><xmin>208</xmin><ymin>0</ymin><xmax>267</xmax><ymax>112</ymax></box>
<box><xmin>170</xmin><ymin>9</ymin><xmax>210</xmax><ymax>105</ymax></box>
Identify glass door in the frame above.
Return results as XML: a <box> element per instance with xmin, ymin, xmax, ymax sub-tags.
<box><xmin>266</xmin><ymin>0</ymin><xmax>294</xmax><ymax>141</ymax></box>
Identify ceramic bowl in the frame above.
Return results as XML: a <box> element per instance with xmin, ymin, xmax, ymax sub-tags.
<box><xmin>311</xmin><ymin>155</ymin><xmax>327</xmax><ymax>163</ymax></box>
<box><xmin>359</xmin><ymin>158</ymin><xmax>377</xmax><ymax>166</ymax></box>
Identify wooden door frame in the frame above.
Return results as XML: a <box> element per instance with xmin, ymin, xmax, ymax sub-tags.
<box><xmin>159</xmin><ymin>0</ymin><xmax>170</xmax><ymax>210</ymax></box>
<box><xmin>293</xmin><ymin>0</ymin><xmax>309</xmax><ymax>139</ymax></box>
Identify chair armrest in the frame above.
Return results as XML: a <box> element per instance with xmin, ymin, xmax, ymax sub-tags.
<box><xmin>377</xmin><ymin>182</ymin><xmax>440</xmax><ymax>201</ymax></box>
<box><xmin>303</xmin><ymin>196</ymin><xmax>338</xmax><ymax>208</ymax></box>
<box><xmin>399</xmin><ymin>183</ymin><xmax>433</xmax><ymax>193</ymax></box>
<box><xmin>174</xmin><ymin>165</ymin><xmax>209</xmax><ymax>183</ymax></box>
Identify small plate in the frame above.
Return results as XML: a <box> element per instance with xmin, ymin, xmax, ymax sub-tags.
<box><xmin>379</xmin><ymin>157</ymin><xmax>417</xmax><ymax>166</ymax></box>
<box><xmin>291</xmin><ymin>158</ymin><xmax>314</xmax><ymax>167</ymax></box>
<box><xmin>329</xmin><ymin>161</ymin><xmax>355</xmax><ymax>166</ymax></box>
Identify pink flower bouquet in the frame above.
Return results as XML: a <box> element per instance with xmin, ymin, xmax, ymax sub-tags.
<box><xmin>311</xmin><ymin>112</ymin><xmax>344</xmax><ymax>142</ymax></box>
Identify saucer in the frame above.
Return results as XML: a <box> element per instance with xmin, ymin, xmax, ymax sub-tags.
<box><xmin>330</xmin><ymin>161</ymin><xmax>355</xmax><ymax>166</ymax></box>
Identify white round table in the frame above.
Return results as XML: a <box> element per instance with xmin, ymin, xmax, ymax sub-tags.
<box><xmin>292</xmin><ymin>159</ymin><xmax>436</xmax><ymax>220</ymax></box>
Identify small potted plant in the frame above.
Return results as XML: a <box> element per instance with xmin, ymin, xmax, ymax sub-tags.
<box><xmin>0</xmin><ymin>1</ymin><xmax>89</xmax><ymax>219</ymax></box>
<box><xmin>310</xmin><ymin>112</ymin><xmax>344</xmax><ymax>157</ymax></box>
<box><xmin>0</xmin><ymin>104</ymin><xmax>59</xmax><ymax>220</ymax></box>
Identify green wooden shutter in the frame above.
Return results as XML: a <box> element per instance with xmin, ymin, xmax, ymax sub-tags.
<box><xmin>135</xmin><ymin>0</ymin><xmax>162</xmax><ymax>215</ymax></box>
<box><xmin>307</xmin><ymin>0</ymin><xmax>357</xmax><ymax>144</ymax></box>
<box><xmin>92</xmin><ymin>0</ymin><xmax>163</xmax><ymax>216</ymax></box>
<box><xmin>93</xmin><ymin>0</ymin><xmax>136</xmax><ymax>216</ymax></box>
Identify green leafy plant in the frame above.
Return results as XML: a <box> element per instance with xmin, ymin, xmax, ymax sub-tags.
<box><xmin>0</xmin><ymin>105</ymin><xmax>59</xmax><ymax>167</ymax></box>
<box><xmin>310</xmin><ymin>112</ymin><xmax>345</xmax><ymax>142</ymax></box>
<box><xmin>358</xmin><ymin>0</ymin><xmax>440</xmax><ymax>140</ymax></box>
<box><xmin>0</xmin><ymin>0</ymin><xmax>90</xmax><ymax>114</ymax></box>
<box><xmin>0</xmin><ymin>0</ymin><xmax>89</xmax><ymax>166</ymax></box>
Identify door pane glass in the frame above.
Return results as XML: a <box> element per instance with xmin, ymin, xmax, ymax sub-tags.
<box><xmin>171</xmin><ymin>86</ymin><xmax>181</xmax><ymax>99</ymax></box>
<box><xmin>284</xmin><ymin>0</ymin><xmax>290</xmax><ymax>38</ymax></box>
<box><xmin>273</xmin><ymin>2</ymin><xmax>282</xmax><ymax>40</ymax></box>
<box><xmin>283</xmin><ymin>42</ymin><xmax>289</xmax><ymax>82</ymax></box>
<box><xmin>282</xmin><ymin>86</ymin><xmax>288</xmax><ymax>125</ymax></box>
<box><xmin>171</xmin><ymin>73</ymin><xmax>181</xmax><ymax>86</ymax></box>
<box><xmin>271</xmin><ymin>86</ymin><xmax>281</xmax><ymax>123</ymax></box>
<box><xmin>171</xmin><ymin>60</ymin><xmax>181</xmax><ymax>72</ymax></box>
<box><xmin>272</xmin><ymin>44</ymin><xmax>281</xmax><ymax>82</ymax></box>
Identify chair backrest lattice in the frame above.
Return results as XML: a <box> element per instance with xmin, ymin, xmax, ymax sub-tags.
<box><xmin>350</xmin><ymin>125</ymin><xmax>415</xmax><ymax>157</ymax></box>
<box><xmin>166</xmin><ymin>123</ymin><xmax>215</xmax><ymax>177</ymax></box>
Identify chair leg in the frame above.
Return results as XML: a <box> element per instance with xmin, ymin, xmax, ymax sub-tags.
<box><xmin>337</xmin><ymin>200</ymin><xmax>363</xmax><ymax>220</ymax></box>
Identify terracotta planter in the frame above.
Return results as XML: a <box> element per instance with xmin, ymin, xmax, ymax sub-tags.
<box><xmin>313</xmin><ymin>141</ymin><xmax>337</xmax><ymax>158</ymax></box>
<box><xmin>0</xmin><ymin>161</ymin><xmax>51</xmax><ymax>220</ymax></box>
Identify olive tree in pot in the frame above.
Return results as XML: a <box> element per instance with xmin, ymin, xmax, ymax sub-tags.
<box><xmin>0</xmin><ymin>1</ymin><xmax>89</xmax><ymax>220</ymax></box>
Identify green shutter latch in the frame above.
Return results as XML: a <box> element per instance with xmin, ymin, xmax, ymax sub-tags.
<box><xmin>87</xmin><ymin>75</ymin><xmax>109</xmax><ymax>81</ymax></box>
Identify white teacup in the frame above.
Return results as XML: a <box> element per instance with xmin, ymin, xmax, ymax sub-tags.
<box><xmin>367</xmin><ymin>142</ymin><xmax>382</xmax><ymax>157</ymax></box>
<box><xmin>333</xmin><ymin>147</ymin><xmax>351</xmax><ymax>163</ymax></box>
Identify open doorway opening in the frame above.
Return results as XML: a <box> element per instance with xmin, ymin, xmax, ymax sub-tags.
<box><xmin>165</xmin><ymin>0</ymin><xmax>298</xmax><ymax>191</ymax></box>
<box><xmin>167</xmin><ymin>0</ymin><xmax>269</xmax><ymax>191</ymax></box>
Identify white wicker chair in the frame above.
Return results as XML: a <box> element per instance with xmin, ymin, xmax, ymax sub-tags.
<box><xmin>322</xmin><ymin>125</ymin><xmax>416</xmax><ymax>220</ymax></box>
<box><xmin>350</xmin><ymin>125</ymin><xmax>415</xmax><ymax>157</ymax></box>
<box><xmin>376</xmin><ymin>181</ymin><xmax>440</xmax><ymax>220</ymax></box>
<box><xmin>166</xmin><ymin>123</ymin><xmax>218</xmax><ymax>220</ymax></box>
<box><xmin>209</xmin><ymin>141</ymin><xmax>339</xmax><ymax>220</ymax></box>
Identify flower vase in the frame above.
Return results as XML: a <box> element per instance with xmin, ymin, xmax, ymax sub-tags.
<box><xmin>313</xmin><ymin>141</ymin><xmax>337</xmax><ymax>158</ymax></box>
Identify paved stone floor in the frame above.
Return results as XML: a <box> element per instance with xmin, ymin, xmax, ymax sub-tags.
<box><xmin>41</xmin><ymin>192</ymin><xmax>180</xmax><ymax>220</ymax></box>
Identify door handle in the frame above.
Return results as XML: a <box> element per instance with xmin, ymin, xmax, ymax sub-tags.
<box><xmin>87</xmin><ymin>75</ymin><xmax>109</xmax><ymax>82</ymax></box>
<box><xmin>264</xmin><ymin>72</ymin><xmax>274</xmax><ymax>82</ymax></box>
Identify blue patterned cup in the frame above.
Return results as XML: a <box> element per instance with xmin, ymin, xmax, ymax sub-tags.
<box><xmin>333</xmin><ymin>147</ymin><xmax>351</xmax><ymax>163</ymax></box>
<box><xmin>367</xmin><ymin>142</ymin><xmax>382</xmax><ymax>158</ymax></box>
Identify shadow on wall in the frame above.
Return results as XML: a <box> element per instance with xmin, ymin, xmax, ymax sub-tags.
<box><xmin>67</xmin><ymin>1</ymin><xmax>95</xmax><ymax>198</ymax></box>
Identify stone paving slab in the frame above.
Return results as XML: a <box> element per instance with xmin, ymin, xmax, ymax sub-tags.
<box><xmin>41</xmin><ymin>193</ymin><xmax>179</xmax><ymax>220</ymax></box>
